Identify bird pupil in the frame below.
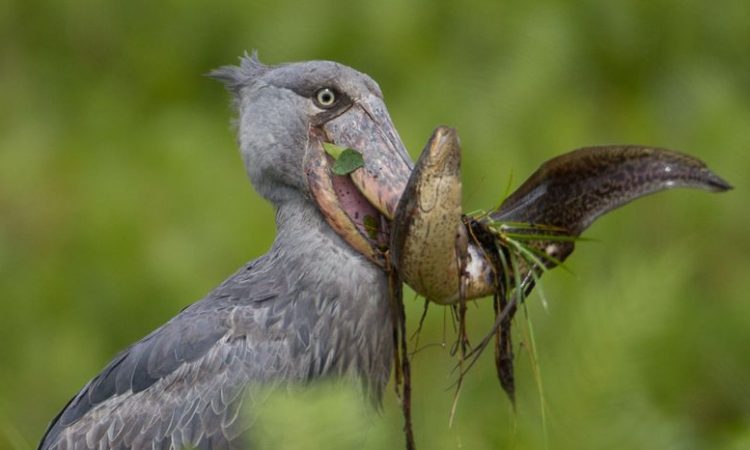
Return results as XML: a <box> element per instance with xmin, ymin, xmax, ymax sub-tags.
<box><xmin>318</xmin><ymin>88</ymin><xmax>335</xmax><ymax>106</ymax></box>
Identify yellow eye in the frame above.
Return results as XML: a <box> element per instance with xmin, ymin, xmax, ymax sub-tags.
<box><xmin>315</xmin><ymin>88</ymin><xmax>336</xmax><ymax>107</ymax></box>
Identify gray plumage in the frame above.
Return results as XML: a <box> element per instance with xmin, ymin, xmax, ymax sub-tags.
<box><xmin>39</xmin><ymin>54</ymin><xmax>403</xmax><ymax>450</ymax></box>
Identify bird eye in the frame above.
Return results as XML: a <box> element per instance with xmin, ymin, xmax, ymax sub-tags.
<box><xmin>315</xmin><ymin>88</ymin><xmax>337</xmax><ymax>108</ymax></box>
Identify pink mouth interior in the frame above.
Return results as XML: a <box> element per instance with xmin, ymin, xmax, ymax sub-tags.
<box><xmin>329</xmin><ymin>168</ymin><xmax>389</xmax><ymax>247</ymax></box>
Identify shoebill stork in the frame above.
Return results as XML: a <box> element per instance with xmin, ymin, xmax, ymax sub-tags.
<box><xmin>39</xmin><ymin>53</ymin><xmax>730</xmax><ymax>449</ymax></box>
<box><xmin>39</xmin><ymin>54</ymin><xmax>415</xmax><ymax>450</ymax></box>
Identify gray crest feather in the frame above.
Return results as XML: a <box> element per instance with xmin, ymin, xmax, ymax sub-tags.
<box><xmin>207</xmin><ymin>50</ymin><xmax>269</xmax><ymax>96</ymax></box>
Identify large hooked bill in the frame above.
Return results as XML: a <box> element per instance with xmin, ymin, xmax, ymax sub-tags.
<box><xmin>390</xmin><ymin>127</ymin><xmax>732</xmax><ymax>304</ymax></box>
<box><xmin>304</xmin><ymin>93</ymin><xmax>414</xmax><ymax>268</ymax></box>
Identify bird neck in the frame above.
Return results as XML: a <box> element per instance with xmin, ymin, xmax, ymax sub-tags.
<box><xmin>270</xmin><ymin>196</ymin><xmax>359</xmax><ymax>262</ymax></box>
<box><xmin>265</xmin><ymin>196</ymin><xmax>394</xmax><ymax>401</ymax></box>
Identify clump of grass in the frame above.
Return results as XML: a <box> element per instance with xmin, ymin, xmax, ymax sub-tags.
<box><xmin>442</xmin><ymin>211</ymin><xmax>585</xmax><ymax>432</ymax></box>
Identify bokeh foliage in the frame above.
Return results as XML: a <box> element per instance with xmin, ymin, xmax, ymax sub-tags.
<box><xmin>1</xmin><ymin>0</ymin><xmax>749</xmax><ymax>448</ymax></box>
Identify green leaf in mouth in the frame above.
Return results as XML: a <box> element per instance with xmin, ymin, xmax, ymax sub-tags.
<box><xmin>324</xmin><ymin>144</ymin><xmax>365</xmax><ymax>176</ymax></box>
<box><xmin>363</xmin><ymin>215</ymin><xmax>379</xmax><ymax>240</ymax></box>
<box><xmin>323</xmin><ymin>142</ymin><xmax>347</xmax><ymax>160</ymax></box>
<box><xmin>331</xmin><ymin>149</ymin><xmax>365</xmax><ymax>176</ymax></box>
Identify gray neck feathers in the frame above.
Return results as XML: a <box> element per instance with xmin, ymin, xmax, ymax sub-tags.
<box><xmin>255</xmin><ymin>197</ymin><xmax>393</xmax><ymax>400</ymax></box>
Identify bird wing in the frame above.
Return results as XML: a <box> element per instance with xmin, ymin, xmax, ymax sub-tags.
<box><xmin>39</xmin><ymin>258</ymin><xmax>288</xmax><ymax>450</ymax></box>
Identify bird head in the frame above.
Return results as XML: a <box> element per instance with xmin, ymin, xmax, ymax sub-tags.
<box><xmin>210</xmin><ymin>53</ymin><xmax>413</xmax><ymax>266</ymax></box>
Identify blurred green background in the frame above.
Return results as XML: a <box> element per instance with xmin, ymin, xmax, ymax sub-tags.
<box><xmin>1</xmin><ymin>0</ymin><xmax>749</xmax><ymax>448</ymax></box>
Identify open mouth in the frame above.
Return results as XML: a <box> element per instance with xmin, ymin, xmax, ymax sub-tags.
<box><xmin>303</xmin><ymin>95</ymin><xmax>414</xmax><ymax>268</ymax></box>
<box><xmin>304</xmin><ymin>135</ymin><xmax>392</xmax><ymax>267</ymax></box>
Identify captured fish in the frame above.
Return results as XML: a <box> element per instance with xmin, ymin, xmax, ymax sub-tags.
<box><xmin>391</xmin><ymin>129</ymin><xmax>732</xmax><ymax>304</ymax></box>
<box><xmin>390</xmin><ymin>127</ymin><xmax>466</xmax><ymax>303</ymax></box>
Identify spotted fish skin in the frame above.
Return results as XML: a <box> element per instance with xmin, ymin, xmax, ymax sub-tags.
<box><xmin>492</xmin><ymin>145</ymin><xmax>732</xmax><ymax>234</ymax></box>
